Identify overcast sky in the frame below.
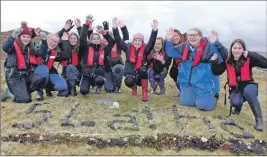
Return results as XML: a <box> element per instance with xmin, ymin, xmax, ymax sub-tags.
<box><xmin>1</xmin><ymin>1</ymin><xmax>266</xmax><ymax>52</ymax></box>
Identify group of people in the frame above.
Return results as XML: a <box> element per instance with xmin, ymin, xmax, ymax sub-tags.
<box><xmin>1</xmin><ymin>15</ymin><xmax>267</xmax><ymax>132</ymax></box>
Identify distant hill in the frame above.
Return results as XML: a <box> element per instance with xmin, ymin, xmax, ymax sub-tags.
<box><xmin>0</xmin><ymin>29</ymin><xmax>50</xmax><ymax>61</ymax></box>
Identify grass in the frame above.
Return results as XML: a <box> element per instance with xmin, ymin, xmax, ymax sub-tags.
<box><xmin>1</xmin><ymin>60</ymin><xmax>266</xmax><ymax>155</ymax></box>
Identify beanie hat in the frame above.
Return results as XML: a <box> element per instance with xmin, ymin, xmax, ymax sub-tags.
<box><xmin>19</xmin><ymin>21</ymin><xmax>32</xmax><ymax>37</ymax></box>
<box><xmin>133</xmin><ymin>33</ymin><xmax>144</xmax><ymax>41</ymax></box>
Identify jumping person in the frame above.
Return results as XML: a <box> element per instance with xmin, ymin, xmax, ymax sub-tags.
<box><xmin>112</xmin><ymin>17</ymin><xmax>158</xmax><ymax>101</ymax></box>
<box><xmin>211</xmin><ymin>39</ymin><xmax>267</xmax><ymax>131</ymax></box>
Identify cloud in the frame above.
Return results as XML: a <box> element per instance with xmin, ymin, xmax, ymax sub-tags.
<box><xmin>1</xmin><ymin>1</ymin><xmax>266</xmax><ymax>52</ymax></box>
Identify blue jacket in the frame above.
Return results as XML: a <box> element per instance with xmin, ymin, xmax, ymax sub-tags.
<box><xmin>164</xmin><ymin>38</ymin><xmax>228</xmax><ymax>96</ymax></box>
<box><xmin>2</xmin><ymin>36</ymin><xmax>46</xmax><ymax>69</ymax></box>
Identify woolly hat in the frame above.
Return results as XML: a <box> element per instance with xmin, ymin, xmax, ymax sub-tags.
<box><xmin>19</xmin><ymin>21</ymin><xmax>32</xmax><ymax>36</ymax></box>
<box><xmin>133</xmin><ymin>33</ymin><xmax>144</xmax><ymax>41</ymax></box>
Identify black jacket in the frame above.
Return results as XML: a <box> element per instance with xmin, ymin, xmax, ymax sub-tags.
<box><xmin>211</xmin><ymin>51</ymin><xmax>267</xmax><ymax>90</ymax></box>
<box><xmin>112</xmin><ymin>27</ymin><xmax>158</xmax><ymax>75</ymax></box>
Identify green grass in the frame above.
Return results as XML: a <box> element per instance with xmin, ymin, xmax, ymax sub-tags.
<box><xmin>1</xmin><ymin>61</ymin><xmax>266</xmax><ymax>155</ymax></box>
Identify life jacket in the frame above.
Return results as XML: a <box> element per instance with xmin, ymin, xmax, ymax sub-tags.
<box><xmin>13</xmin><ymin>41</ymin><xmax>37</xmax><ymax>69</ymax></box>
<box><xmin>87</xmin><ymin>47</ymin><xmax>104</xmax><ymax>66</ymax></box>
<box><xmin>147</xmin><ymin>51</ymin><xmax>166</xmax><ymax>68</ymax></box>
<box><xmin>46</xmin><ymin>50</ymin><xmax>56</xmax><ymax>69</ymax></box>
<box><xmin>111</xmin><ymin>44</ymin><xmax>118</xmax><ymax>58</ymax></box>
<box><xmin>61</xmin><ymin>50</ymin><xmax>79</xmax><ymax>67</ymax></box>
<box><xmin>226</xmin><ymin>58</ymin><xmax>251</xmax><ymax>87</ymax></box>
<box><xmin>129</xmin><ymin>44</ymin><xmax>146</xmax><ymax>70</ymax></box>
<box><xmin>182</xmin><ymin>39</ymin><xmax>208</xmax><ymax>66</ymax></box>
<box><xmin>224</xmin><ymin>58</ymin><xmax>251</xmax><ymax>117</ymax></box>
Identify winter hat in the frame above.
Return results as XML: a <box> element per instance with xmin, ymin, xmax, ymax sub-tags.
<box><xmin>19</xmin><ymin>21</ymin><xmax>32</xmax><ymax>36</ymax></box>
<box><xmin>133</xmin><ymin>33</ymin><xmax>144</xmax><ymax>41</ymax></box>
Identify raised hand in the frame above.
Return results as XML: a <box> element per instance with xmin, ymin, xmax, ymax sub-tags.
<box><xmin>166</xmin><ymin>27</ymin><xmax>174</xmax><ymax>41</ymax></box>
<box><xmin>112</xmin><ymin>17</ymin><xmax>118</xmax><ymax>29</ymax></box>
<box><xmin>85</xmin><ymin>14</ymin><xmax>94</xmax><ymax>30</ymax></box>
<box><xmin>40</xmin><ymin>31</ymin><xmax>47</xmax><ymax>40</ymax></box>
<box><xmin>151</xmin><ymin>19</ymin><xmax>158</xmax><ymax>31</ymax></box>
<box><xmin>12</xmin><ymin>28</ymin><xmax>22</xmax><ymax>38</ymax></box>
<box><xmin>208</xmin><ymin>30</ymin><xmax>218</xmax><ymax>44</ymax></box>
<box><xmin>211</xmin><ymin>54</ymin><xmax>218</xmax><ymax>61</ymax></box>
<box><xmin>34</xmin><ymin>27</ymin><xmax>41</xmax><ymax>36</ymax></box>
<box><xmin>64</xmin><ymin>19</ymin><xmax>74</xmax><ymax>32</ymax></box>
<box><xmin>61</xmin><ymin>32</ymin><xmax>69</xmax><ymax>41</ymax></box>
<box><xmin>118</xmin><ymin>20</ymin><xmax>125</xmax><ymax>28</ymax></box>
<box><xmin>102</xmin><ymin>21</ymin><xmax>109</xmax><ymax>30</ymax></box>
<box><xmin>74</xmin><ymin>18</ymin><xmax>81</xmax><ymax>28</ymax></box>
<box><xmin>154</xmin><ymin>52</ymin><xmax>165</xmax><ymax>63</ymax></box>
<box><xmin>243</xmin><ymin>50</ymin><xmax>248</xmax><ymax>58</ymax></box>
<box><xmin>96</xmin><ymin>25</ymin><xmax>105</xmax><ymax>35</ymax></box>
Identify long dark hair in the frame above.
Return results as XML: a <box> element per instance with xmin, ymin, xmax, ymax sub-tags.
<box><xmin>15</xmin><ymin>37</ymin><xmax>35</xmax><ymax>56</ymax></box>
<box><xmin>227</xmin><ymin>39</ymin><xmax>247</xmax><ymax>66</ymax></box>
<box><xmin>68</xmin><ymin>32</ymin><xmax>80</xmax><ymax>53</ymax></box>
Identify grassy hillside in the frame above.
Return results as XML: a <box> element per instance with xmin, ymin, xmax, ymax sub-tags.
<box><xmin>1</xmin><ymin>59</ymin><xmax>266</xmax><ymax>155</ymax></box>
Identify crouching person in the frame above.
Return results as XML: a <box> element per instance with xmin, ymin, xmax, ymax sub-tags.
<box><xmin>112</xmin><ymin>18</ymin><xmax>158</xmax><ymax>101</ymax></box>
<box><xmin>211</xmin><ymin>39</ymin><xmax>267</xmax><ymax>131</ymax></box>
<box><xmin>79</xmin><ymin>15</ymin><xmax>115</xmax><ymax>95</ymax></box>
<box><xmin>37</xmin><ymin>32</ymin><xmax>69</xmax><ymax>99</ymax></box>
<box><xmin>165</xmin><ymin>28</ymin><xmax>228</xmax><ymax>111</ymax></box>
<box><xmin>2</xmin><ymin>22</ymin><xmax>48</xmax><ymax>103</ymax></box>
<box><xmin>147</xmin><ymin>37</ymin><xmax>171</xmax><ymax>95</ymax></box>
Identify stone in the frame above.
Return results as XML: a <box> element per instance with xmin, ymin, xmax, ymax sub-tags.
<box><xmin>201</xmin><ymin>137</ymin><xmax>208</xmax><ymax>143</ymax></box>
<box><xmin>24</xmin><ymin>122</ymin><xmax>34</xmax><ymax>129</ymax></box>
<box><xmin>81</xmin><ymin>121</ymin><xmax>95</xmax><ymax>127</ymax></box>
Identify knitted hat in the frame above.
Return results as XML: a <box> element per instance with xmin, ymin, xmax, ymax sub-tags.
<box><xmin>19</xmin><ymin>21</ymin><xmax>32</xmax><ymax>36</ymax></box>
<box><xmin>133</xmin><ymin>33</ymin><xmax>144</xmax><ymax>41</ymax></box>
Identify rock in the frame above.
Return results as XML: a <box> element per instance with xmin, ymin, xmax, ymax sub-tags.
<box><xmin>113</xmin><ymin>102</ymin><xmax>119</xmax><ymax>108</ymax></box>
<box><xmin>218</xmin><ymin>115</ymin><xmax>223</xmax><ymax>120</ymax></box>
<box><xmin>39</xmin><ymin>135</ymin><xmax>44</xmax><ymax>141</ymax></box>
<box><xmin>243</xmin><ymin>131</ymin><xmax>254</xmax><ymax>139</ymax></box>
<box><xmin>113</xmin><ymin>123</ymin><xmax>120</xmax><ymax>129</ymax></box>
<box><xmin>201</xmin><ymin>137</ymin><xmax>208</xmax><ymax>142</ymax></box>
<box><xmin>24</xmin><ymin>122</ymin><xmax>34</xmax><ymax>129</ymax></box>
<box><xmin>61</xmin><ymin>117</ymin><xmax>69</xmax><ymax>126</ymax></box>
<box><xmin>81</xmin><ymin>121</ymin><xmax>95</xmax><ymax>127</ymax></box>
<box><xmin>247</xmin><ymin>146</ymin><xmax>252</xmax><ymax>150</ymax></box>
<box><xmin>173</xmin><ymin>138</ymin><xmax>176</xmax><ymax>141</ymax></box>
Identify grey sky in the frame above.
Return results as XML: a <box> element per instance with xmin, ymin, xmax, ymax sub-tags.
<box><xmin>1</xmin><ymin>1</ymin><xmax>266</xmax><ymax>52</ymax></box>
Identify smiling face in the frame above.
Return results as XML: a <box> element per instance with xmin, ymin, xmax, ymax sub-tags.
<box><xmin>187</xmin><ymin>29</ymin><xmax>202</xmax><ymax>47</ymax></box>
<box><xmin>172</xmin><ymin>32</ymin><xmax>180</xmax><ymax>45</ymax></box>
<box><xmin>69</xmin><ymin>34</ymin><xmax>78</xmax><ymax>46</ymax></box>
<box><xmin>47</xmin><ymin>34</ymin><xmax>60</xmax><ymax>50</ymax></box>
<box><xmin>154</xmin><ymin>38</ymin><xmax>163</xmax><ymax>52</ymax></box>
<box><xmin>90</xmin><ymin>34</ymin><xmax>101</xmax><ymax>45</ymax></box>
<box><xmin>20</xmin><ymin>34</ymin><xmax>31</xmax><ymax>45</ymax></box>
<box><xmin>133</xmin><ymin>38</ymin><xmax>143</xmax><ymax>49</ymax></box>
<box><xmin>231</xmin><ymin>42</ymin><xmax>245</xmax><ymax>60</ymax></box>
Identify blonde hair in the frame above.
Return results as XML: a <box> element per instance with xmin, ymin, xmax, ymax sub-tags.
<box><xmin>47</xmin><ymin>33</ymin><xmax>60</xmax><ymax>52</ymax></box>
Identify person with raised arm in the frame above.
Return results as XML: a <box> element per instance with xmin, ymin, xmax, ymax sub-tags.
<box><xmin>79</xmin><ymin>15</ymin><xmax>115</xmax><ymax>95</ymax></box>
<box><xmin>211</xmin><ymin>39</ymin><xmax>267</xmax><ymax>131</ymax></box>
<box><xmin>168</xmin><ymin>29</ymin><xmax>186</xmax><ymax>97</ymax></box>
<box><xmin>101</xmin><ymin>20</ymin><xmax>129</xmax><ymax>93</ymax></box>
<box><xmin>147</xmin><ymin>37</ymin><xmax>171</xmax><ymax>95</ymax></box>
<box><xmin>2</xmin><ymin>21</ymin><xmax>49</xmax><ymax>103</ymax></box>
<box><xmin>165</xmin><ymin>28</ymin><xmax>228</xmax><ymax>110</ymax></box>
<box><xmin>112</xmin><ymin>17</ymin><xmax>158</xmax><ymax>101</ymax></box>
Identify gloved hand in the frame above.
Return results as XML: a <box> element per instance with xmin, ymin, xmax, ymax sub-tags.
<box><xmin>102</xmin><ymin>21</ymin><xmax>109</xmax><ymax>30</ymax></box>
<box><xmin>12</xmin><ymin>28</ymin><xmax>22</xmax><ymax>38</ymax></box>
<box><xmin>85</xmin><ymin>14</ymin><xmax>94</xmax><ymax>30</ymax></box>
<box><xmin>64</xmin><ymin>19</ymin><xmax>75</xmax><ymax>32</ymax></box>
<box><xmin>96</xmin><ymin>25</ymin><xmax>105</xmax><ymax>35</ymax></box>
<box><xmin>40</xmin><ymin>31</ymin><xmax>47</xmax><ymax>40</ymax></box>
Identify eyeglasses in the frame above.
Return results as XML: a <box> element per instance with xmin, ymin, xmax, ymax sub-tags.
<box><xmin>51</xmin><ymin>39</ymin><xmax>59</xmax><ymax>44</ymax></box>
<box><xmin>188</xmin><ymin>34</ymin><xmax>199</xmax><ymax>38</ymax></box>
